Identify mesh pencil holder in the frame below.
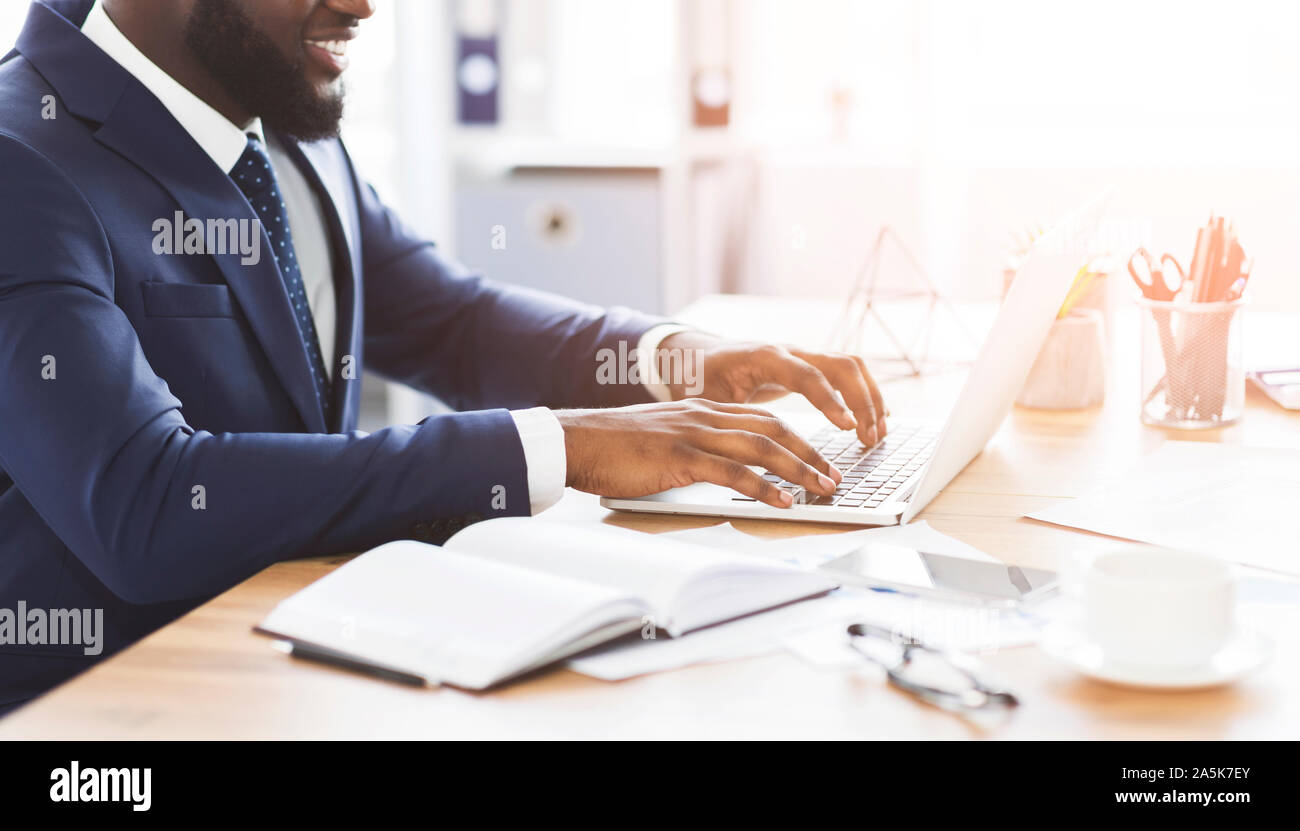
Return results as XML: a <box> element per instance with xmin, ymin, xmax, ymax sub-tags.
<box><xmin>1138</xmin><ymin>297</ymin><xmax>1245</xmax><ymax>429</ymax></box>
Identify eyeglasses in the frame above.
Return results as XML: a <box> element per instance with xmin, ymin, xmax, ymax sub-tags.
<box><xmin>845</xmin><ymin>623</ymin><xmax>1019</xmax><ymax>714</ymax></box>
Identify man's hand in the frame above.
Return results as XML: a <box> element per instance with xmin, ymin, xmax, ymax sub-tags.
<box><xmin>656</xmin><ymin>331</ymin><xmax>888</xmax><ymax>447</ymax></box>
<box><xmin>555</xmin><ymin>400</ymin><xmax>842</xmax><ymax>508</ymax></box>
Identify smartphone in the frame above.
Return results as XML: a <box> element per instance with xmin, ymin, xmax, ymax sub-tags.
<box><xmin>1248</xmin><ymin>369</ymin><xmax>1300</xmax><ymax>410</ymax></box>
<box><xmin>819</xmin><ymin>543</ymin><xmax>1058</xmax><ymax>606</ymax></box>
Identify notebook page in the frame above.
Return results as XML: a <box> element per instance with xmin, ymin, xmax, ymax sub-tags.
<box><xmin>259</xmin><ymin>541</ymin><xmax>646</xmax><ymax>689</ymax></box>
<box><xmin>446</xmin><ymin>519</ymin><xmax>825</xmax><ymax>633</ymax></box>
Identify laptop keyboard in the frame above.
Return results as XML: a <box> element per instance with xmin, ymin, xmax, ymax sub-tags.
<box><xmin>741</xmin><ymin>420</ymin><xmax>938</xmax><ymax>509</ymax></box>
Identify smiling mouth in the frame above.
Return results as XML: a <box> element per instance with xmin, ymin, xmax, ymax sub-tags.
<box><xmin>304</xmin><ymin>37</ymin><xmax>351</xmax><ymax>74</ymax></box>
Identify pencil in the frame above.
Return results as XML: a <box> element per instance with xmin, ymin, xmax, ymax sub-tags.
<box><xmin>1057</xmin><ymin>266</ymin><xmax>1097</xmax><ymax>319</ymax></box>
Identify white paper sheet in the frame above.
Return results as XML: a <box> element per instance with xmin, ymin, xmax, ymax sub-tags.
<box><xmin>778</xmin><ymin>589</ymin><xmax>1048</xmax><ymax>671</ymax></box>
<box><xmin>1028</xmin><ymin>441</ymin><xmax>1300</xmax><ymax>576</ymax></box>
<box><xmin>659</xmin><ymin>520</ymin><xmax>998</xmax><ymax>569</ymax></box>
<box><xmin>653</xmin><ymin>521</ymin><xmax>772</xmax><ymax>554</ymax></box>
<box><xmin>567</xmin><ymin>523</ymin><xmax>1013</xmax><ymax>681</ymax></box>
<box><xmin>566</xmin><ymin>592</ymin><xmax>868</xmax><ymax>681</ymax></box>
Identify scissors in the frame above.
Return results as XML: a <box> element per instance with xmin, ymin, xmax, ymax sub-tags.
<box><xmin>1127</xmin><ymin>247</ymin><xmax>1187</xmax><ymax>302</ymax></box>
<box><xmin>1129</xmin><ymin>247</ymin><xmax>1193</xmax><ymax>415</ymax></box>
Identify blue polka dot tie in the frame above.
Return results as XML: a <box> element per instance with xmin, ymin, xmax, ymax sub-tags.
<box><xmin>230</xmin><ymin>135</ymin><xmax>334</xmax><ymax>428</ymax></box>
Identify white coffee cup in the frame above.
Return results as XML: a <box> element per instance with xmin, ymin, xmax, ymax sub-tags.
<box><xmin>1083</xmin><ymin>548</ymin><xmax>1236</xmax><ymax>669</ymax></box>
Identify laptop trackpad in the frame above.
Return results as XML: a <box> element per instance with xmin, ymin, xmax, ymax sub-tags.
<box><xmin>639</xmin><ymin>482</ymin><xmax>741</xmax><ymax>504</ymax></box>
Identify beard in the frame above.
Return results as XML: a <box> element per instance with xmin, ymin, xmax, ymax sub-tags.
<box><xmin>182</xmin><ymin>0</ymin><xmax>345</xmax><ymax>142</ymax></box>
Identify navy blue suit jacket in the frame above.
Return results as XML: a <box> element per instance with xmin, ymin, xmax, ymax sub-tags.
<box><xmin>0</xmin><ymin>0</ymin><xmax>660</xmax><ymax>710</ymax></box>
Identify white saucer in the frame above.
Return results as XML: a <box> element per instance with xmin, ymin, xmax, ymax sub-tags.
<box><xmin>1040</xmin><ymin>622</ymin><xmax>1273</xmax><ymax>690</ymax></box>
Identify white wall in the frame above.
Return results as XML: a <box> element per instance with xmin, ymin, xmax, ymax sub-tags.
<box><xmin>725</xmin><ymin>0</ymin><xmax>1300</xmax><ymax>310</ymax></box>
<box><xmin>744</xmin><ymin>162</ymin><xmax>1300</xmax><ymax>310</ymax></box>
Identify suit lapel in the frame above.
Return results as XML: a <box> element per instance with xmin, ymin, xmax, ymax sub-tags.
<box><xmin>92</xmin><ymin>83</ymin><xmax>328</xmax><ymax>433</ymax></box>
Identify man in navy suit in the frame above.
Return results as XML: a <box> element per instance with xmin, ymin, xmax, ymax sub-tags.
<box><xmin>0</xmin><ymin>0</ymin><xmax>886</xmax><ymax>711</ymax></box>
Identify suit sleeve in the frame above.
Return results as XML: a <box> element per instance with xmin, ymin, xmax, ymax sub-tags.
<box><xmin>0</xmin><ymin>134</ymin><xmax>530</xmax><ymax>606</ymax></box>
<box><xmin>354</xmin><ymin>171</ymin><xmax>666</xmax><ymax>411</ymax></box>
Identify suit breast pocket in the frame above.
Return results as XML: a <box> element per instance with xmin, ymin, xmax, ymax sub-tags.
<box><xmin>140</xmin><ymin>282</ymin><xmax>235</xmax><ymax>318</ymax></box>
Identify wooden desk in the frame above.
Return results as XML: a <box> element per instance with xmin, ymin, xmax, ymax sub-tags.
<box><xmin>4</xmin><ymin>297</ymin><xmax>1299</xmax><ymax>739</ymax></box>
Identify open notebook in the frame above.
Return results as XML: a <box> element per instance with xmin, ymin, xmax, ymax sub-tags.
<box><xmin>257</xmin><ymin>519</ymin><xmax>835</xmax><ymax>690</ymax></box>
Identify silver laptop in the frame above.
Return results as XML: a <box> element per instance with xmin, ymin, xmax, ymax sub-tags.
<box><xmin>602</xmin><ymin>194</ymin><xmax>1108</xmax><ymax>526</ymax></box>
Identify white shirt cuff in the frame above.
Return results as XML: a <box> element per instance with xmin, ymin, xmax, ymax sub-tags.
<box><xmin>636</xmin><ymin>323</ymin><xmax>693</xmax><ymax>403</ymax></box>
<box><xmin>509</xmin><ymin>406</ymin><xmax>567</xmax><ymax>515</ymax></box>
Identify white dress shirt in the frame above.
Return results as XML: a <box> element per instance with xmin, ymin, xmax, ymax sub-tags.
<box><xmin>81</xmin><ymin>0</ymin><xmax>683</xmax><ymax>514</ymax></box>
